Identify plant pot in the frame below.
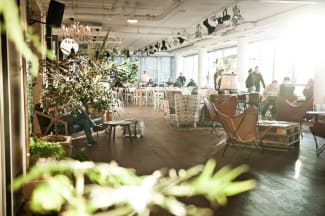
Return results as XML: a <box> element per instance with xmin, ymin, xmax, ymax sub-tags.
<box><xmin>40</xmin><ymin>135</ymin><xmax>72</xmax><ymax>156</ymax></box>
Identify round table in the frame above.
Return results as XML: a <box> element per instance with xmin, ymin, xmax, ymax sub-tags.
<box><xmin>103</xmin><ymin>120</ymin><xmax>133</xmax><ymax>144</ymax></box>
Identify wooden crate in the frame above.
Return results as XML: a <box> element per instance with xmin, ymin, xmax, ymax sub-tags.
<box><xmin>257</xmin><ymin>120</ymin><xmax>300</xmax><ymax>148</ymax></box>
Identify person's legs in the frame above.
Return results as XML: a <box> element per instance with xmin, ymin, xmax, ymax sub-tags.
<box><xmin>79</xmin><ymin>118</ymin><xmax>95</xmax><ymax>144</ymax></box>
<box><xmin>261</xmin><ymin>100</ymin><xmax>271</xmax><ymax>117</ymax></box>
<box><xmin>76</xmin><ymin>111</ymin><xmax>96</xmax><ymax>144</ymax></box>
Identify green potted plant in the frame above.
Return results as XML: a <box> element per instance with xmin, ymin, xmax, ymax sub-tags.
<box><xmin>29</xmin><ymin>138</ymin><xmax>65</xmax><ymax>166</ymax></box>
<box><xmin>13</xmin><ymin>159</ymin><xmax>255</xmax><ymax>216</ymax></box>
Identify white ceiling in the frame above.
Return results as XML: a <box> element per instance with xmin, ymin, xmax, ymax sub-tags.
<box><xmin>37</xmin><ymin>0</ymin><xmax>323</xmax><ymax>52</ymax></box>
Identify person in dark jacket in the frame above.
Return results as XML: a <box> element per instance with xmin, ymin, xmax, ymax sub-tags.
<box><xmin>177</xmin><ymin>73</ymin><xmax>186</xmax><ymax>86</ymax></box>
<box><xmin>245</xmin><ymin>68</ymin><xmax>256</xmax><ymax>92</ymax></box>
<box><xmin>253</xmin><ymin>66</ymin><xmax>265</xmax><ymax>92</ymax></box>
<box><xmin>187</xmin><ymin>79</ymin><xmax>197</xmax><ymax>87</ymax></box>
<box><xmin>173</xmin><ymin>78</ymin><xmax>182</xmax><ymax>87</ymax></box>
<box><xmin>278</xmin><ymin>76</ymin><xmax>295</xmax><ymax>102</ymax></box>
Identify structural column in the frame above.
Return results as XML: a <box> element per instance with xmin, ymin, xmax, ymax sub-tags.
<box><xmin>236</xmin><ymin>37</ymin><xmax>249</xmax><ymax>91</ymax></box>
<box><xmin>314</xmin><ymin>61</ymin><xmax>325</xmax><ymax>105</ymax></box>
<box><xmin>175</xmin><ymin>54</ymin><xmax>182</xmax><ymax>78</ymax></box>
<box><xmin>198</xmin><ymin>48</ymin><xmax>207</xmax><ymax>88</ymax></box>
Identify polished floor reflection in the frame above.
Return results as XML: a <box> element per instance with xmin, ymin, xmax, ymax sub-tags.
<box><xmin>73</xmin><ymin>106</ymin><xmax>325</xmax><ymax>216</ymax></box>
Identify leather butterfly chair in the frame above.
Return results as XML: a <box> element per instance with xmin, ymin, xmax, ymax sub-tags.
<box><xmin>212</xmin><ymin>104</ymin><xmax>270</xmax><ymax>156</ymax></box>
<box><xmin>309</xmin><ymin>122</ymin><xmax>325</xmax><ymax>156</ymax></box>
<box><xmin>203</xmin><ymin>96</ymin><xmax>237</xmax><ymax>132</ymax></box>
<box><xmin>275</xmin><ymin>96</ymin><xmax>313</xmax><ymax>137</ymax></box>
<box><xmin>275</xmin><ymin>96</ymin><xmax>313</xmax><ymax>122</ymax></box>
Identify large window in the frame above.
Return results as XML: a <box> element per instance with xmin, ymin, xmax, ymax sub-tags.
<box><xmin>182</xmin><ymin>55</ymin><xmax>198</xmax><ymax>84</ymax></box>
<box><xmin>138</xmin><ymin>56</ymin><xmax>175</xmax><ymax>85</ymax></box>
<box><xmin>250</xmin><ymin>37</ymin><xmax>315</xmax><ymax>95</ymax></box>
<box><xmin>207</xmin><ymin>47</ymin><xmax>238</xmax><ymax>88</ymax></box>
<box><xmin>249</xmin><ymin>40</ymin><xmax>274</xmax><ymax>84</ymax></box>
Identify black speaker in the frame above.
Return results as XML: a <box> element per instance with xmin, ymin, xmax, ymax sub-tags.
<box><xmin>46</xmin><ymin>0</ymin><xmax>65</xmax><ymax>27</ymax></box>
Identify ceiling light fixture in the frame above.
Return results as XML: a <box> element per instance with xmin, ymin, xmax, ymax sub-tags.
<box><xmin>222</xmin><ymin>8</ymin><xmax>231</xmax><ymax>21</ymax></box>
<box><xmin>203</xmin><ymin>18</ymin><xmax>215</xmax><ymax>35</ymax></box>
<box><xmin>61</xmin><ymin>22</ymin><xmax>91</xmax><ymax>41</ymax></box>
<box><xmin>232</xmin><ymin>5</ymin><xmax>243</xmax><ymax>25</ymax></box>
<box><xmin>127</xmin><ymin>19</ymin><xmax>138</xmax><ymax>24</ymax></box>
<box><xmin>161</xmin><ymin>40</ymin><xmax>168</xmax><ymax>51</ymax></box>
<box><xmin>194</xmin><ymin>24</ymin><xmax>202</xmax><ymax>39</ymax></box>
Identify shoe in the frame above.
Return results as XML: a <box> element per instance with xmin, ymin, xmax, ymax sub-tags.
<box><xmin>87</xmin><ymin>140</ymin><xmax>96</xmax><ymax>146</ymax></box>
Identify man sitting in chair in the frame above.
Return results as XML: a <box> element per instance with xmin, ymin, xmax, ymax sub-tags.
<box><xmin>278</xmin><ymin>76</ymin><xmax>295</xmax><ymax>102</ymax></box>
<box><xmin>59</xmin><ymin>104</ymin><xmax>96</xmax><ymax>146</ymax></box>
<box><xmin>36</xmin><ymin>103</ymin><xmax>96</xmax><ymax>146</ymax></box>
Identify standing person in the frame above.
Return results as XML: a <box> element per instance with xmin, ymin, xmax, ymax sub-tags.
<box><xmin>261</xmin><ymin>80</ymin><xmax>279</xmax><ymax>119</ymax></box>
<box><xmin>213</xmin><ymin>58</ymin><xmax>220</xmax><ymax>90</ymax></box>
<box><xmin>215</xmin><ymin>69</ymin><xmax>224</xmax><ymax>94</ymax></box>
<box><xmin>253</xmin><ymin>66</ymin><xmax>265</xmax><ymax>92</ymax></box>
<box><xmin>245</xmin><ymin>68</ymin><xmax>256</xmax><ymax>92</ymax></box>
<box><xmin>177</xmin><ymin>73</ymin><xmax>186</xmax><ymax>87</ymax></box>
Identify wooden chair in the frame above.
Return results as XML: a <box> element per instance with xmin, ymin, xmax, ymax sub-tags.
<box><xmin>34</xmin><ymin>109</ymin><xmax>103</xmax><ymax>139</ymax></box>
<box><xmin>34</xmin><ymin>110</ymin><xmax>68</xmax><ymax>136</ymax></box>
<box><xmin>309</xmin><ymin>122</ymin><xmax>325</xmax><ymax>156</ymax></box>
<box><xmin>212</xmin><ymin>105</ymin><xmax>270</xmax><ymax>156</ymax></box>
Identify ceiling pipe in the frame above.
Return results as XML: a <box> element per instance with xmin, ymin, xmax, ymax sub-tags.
<box><xmin>52</xmin><ymin>28</ymin><xmax>176</xmax><ymax>38</ymax></box>
<box><xmin>61</xmin><ymin>0</ymin><xmax>184</xmax><ymax>21</ymax></box>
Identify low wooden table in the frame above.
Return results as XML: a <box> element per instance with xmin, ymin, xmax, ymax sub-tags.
<box><xmin>257</xmin><ymin>120</ymin><xmax>300</xmax><ymax>149</ymax></box>
<box><xmin>103</xmin><ymin>120</ymin><xmax>133</xmax><ymax>144</ymax></box>
<box><xmin>306</xmin><ymin>111</ymin><xmax>325</xmax><ymax>122</ymax></box>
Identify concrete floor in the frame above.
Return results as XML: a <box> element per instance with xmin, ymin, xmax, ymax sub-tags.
<box><xmin>72</xmin><ymin>105</ymin><xmax>325</xmax><ymax>216</ymax></box>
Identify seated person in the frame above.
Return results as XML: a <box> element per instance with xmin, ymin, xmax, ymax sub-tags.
<box><xmin>114</xmin><ymin>79</ymin><xmax>124</xmax><ymax>88</ymax></box>
<box><xmin>261</xmin><ymin>80</ymin><xmax>279</xmax><ymax>119</ymax></box>
<box><xmin>173</xmin><ymin>78</ymin><xmax>182</xmax><ymax>87</ymax></box>
<box><xmin>59</xmin><ymin>104</ymin><xmax>96</xmax><ymax>145</ymax></box>
<box><xmin>166</xmin><ymin>78</ymin><xmax>174</xmax><ymax>86</ymax></box>
<box><xmin>278</xmin><ymin>76</ymin><xmax>295</xmax><ymax>102</ymax></box>
<box><xmin>187</xmin><ymin>79</ymin><xmax>197</xmax><ymax>87</ymax></box>
<box><xmin>147</xmin><ymin>78</ymin><xmax>156</xmax><ymax>87</ymax></box>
